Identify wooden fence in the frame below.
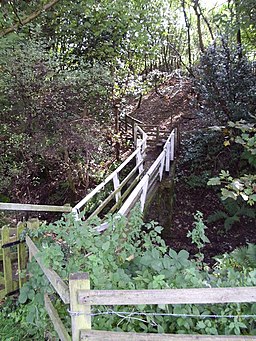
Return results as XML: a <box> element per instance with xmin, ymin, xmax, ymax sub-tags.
<box><xmin>0</xmin><ymin>219</ymin><xmax>41</xmax><ymax>299</ymax></box>
<box><xmin>24</xmin><ymin>235</ymin><xmax>256</xmax><ymax>341</ymax></box>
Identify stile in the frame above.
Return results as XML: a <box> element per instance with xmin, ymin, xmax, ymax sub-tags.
<box><xmin>69</xmin><ymin>273</ymin><xmax>91</xmax><ymax>341</ymax></box>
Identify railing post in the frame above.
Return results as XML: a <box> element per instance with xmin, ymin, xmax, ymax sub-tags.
<box><xmin>171</xmin><ymin>133</ymin><xmax>175</xmax><ymax>161</ymax></box>
<box><xmin>159</xmin><ymin>152</ymin><xmax>165</xmax><ymax>181</ymax></box>
<box><xmin>125</xmin><ymin>114</ymin><xmax>128</xmax><ymax>132</ymax></box>
<box><xmin>140</xmin><ymin>175</ymin><xmax>149</xmax><ymax>211</ymax></box>
<box><xmin>136</xmin><ymin>147</ymin><xmax>144</xmax><ymax>174</ymax></box>
<box><xmin>132</xmin><ymin>120</ymin><xmax>135</xmax><ymax>142</ymax></box>
<box><xmin>72</xmin><ymin>208</ymin><xmax>79</xmax><ymax>221</ymax></box>
<box><xmin>113</xmin><ymin>172</ymin><xmax>121</xmax><ymax>203</ymax></box>
<box><xmin>165</xmin><ymin>141</ymin><xmax>171</xmax><ymax>172</ymax></box>
<box><xmin>134</xmin><ymin>123</ymin><xmax>138</xmax><ymax>147</ymax></box>
<box><xmin>69</xmin><ymin>273</ymin><xmax>91</xmax><ymax>341</ymax></box>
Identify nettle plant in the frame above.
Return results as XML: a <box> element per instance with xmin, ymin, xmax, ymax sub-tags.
<box><xmin>15</xmin><ymin>206</ymin><xmax>256</xmax><ymax>337</ymax></box>
<box><xmin>208</xmin><ymin>120</ymin><xmax>256</xmax><ymax>207</ymax></box>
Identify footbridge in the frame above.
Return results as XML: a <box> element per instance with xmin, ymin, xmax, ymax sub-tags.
<box><xmin>0</xmin><ymin>114</ymin><xmax>177</xmax><ymax>229</ymax></box>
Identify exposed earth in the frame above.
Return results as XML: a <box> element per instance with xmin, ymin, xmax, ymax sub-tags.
<box><xmin>131</xmin><ymin>74</ymin><xmax>256</xmax><ymax>264</ymax></box>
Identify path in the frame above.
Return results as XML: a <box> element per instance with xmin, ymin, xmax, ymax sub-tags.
<box><xmin>127</xmin><ymin>74</ymin><xmax>256</xmax><ymax>263</ymax></box>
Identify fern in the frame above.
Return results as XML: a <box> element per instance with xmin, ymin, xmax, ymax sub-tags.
<box><xmin>224</xmin><ymin>215</ymin><xmax>240</xmax><ymax>231</ymax></box>
<box><xmin>207</xmin><ymin>199</ymin><xmax>255</xmax><ymax>231</ymax></box>
<box><xmin>231</xmin><ymin>244</ymin><xmax>256</xmax><ymax>269</ymax></box>
<box><xmin>207</xmin><ymin>210</ymin><xmax>227</xmax><ymax>224</ymax></box>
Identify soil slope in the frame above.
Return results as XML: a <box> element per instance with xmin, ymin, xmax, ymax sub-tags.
<box><xmin>131</xmin><ymin>75</ymin><xmax>256</xmax><ymax>262</ymax></box>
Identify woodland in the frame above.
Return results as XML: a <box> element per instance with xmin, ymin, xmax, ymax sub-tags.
<box><xmin>0</xmin><ymin>0</ymin><xmax>255</xmax><ymax>339</ymax></box>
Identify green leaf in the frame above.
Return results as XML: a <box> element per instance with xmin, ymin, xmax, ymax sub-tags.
<box><xmin>18</xmin><ymin>291</ymin><xmax>28</xmax><ymax>304</ymax></box>
<box><xmin>207</xmin><ymin>177</ymin><xmax>221</xmax><ymax>186</ymax></box>
<box><xmin>102</xmin><ymin>241</ymin><xmax>110</xmax><ymax>251</ymax></box>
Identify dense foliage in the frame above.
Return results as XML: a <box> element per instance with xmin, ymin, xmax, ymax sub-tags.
<box><xmin>0</xmin><ymin>36</ymin><xmax>116</xmax><ymax>205</ymax></box>
<box><xmin>0</xmin><ymin>208</ymin><xmax>254</xmax><ymax>338</ymax></box>
<box><xmin>0</xmin><ymin>0</ymin><xmax>255</xmax><ymax>338</ymax></box>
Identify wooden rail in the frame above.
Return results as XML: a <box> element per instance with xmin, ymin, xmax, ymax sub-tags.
<box><xmin>80</xmin><ymin>330</ymin><xmax>255</xmax><ymax>340</ymax></box>
<box><xmin>54</xmin><ymin>272</ymin><xmax>256</xmax><ymax>341</ymax></box>
<box><xmin>26</xmin><ymin>235</ymin><xmax>70</xmax><ymax>304</ymax></box>
<box><xmin>78</xmin><ymin>286</ymin><xmax>256</xmax><ymax>306</ymax></box>
<box><xmin>0</xmin><ymin>202</ymin><xmax>72</xmax><ymax>213</ymax></box>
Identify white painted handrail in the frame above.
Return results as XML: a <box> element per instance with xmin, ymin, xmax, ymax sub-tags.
<box><xmin>119</xmin><ymin>128</ymin><xmax>176</xmax><ymax>216</ymax></box>
<box><xmin>72</xmin><ymin>127</ymin><xmax>148</xmax><ymax>219</ymax></box>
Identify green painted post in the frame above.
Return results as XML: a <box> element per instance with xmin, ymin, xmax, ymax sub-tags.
<box><xmin>27</xmin><ymin>219</ymin><xmax>40</xmax><ymax>261</ymax></box>
<box><xmin>17</xmin><ymin>222</ymin><xmax>27</xmax><ymax>288</ymax></box>
<box><xmin>2</xmin><ymin>226</ymin><xmax>13</xmax><ymax>295</ymax></box>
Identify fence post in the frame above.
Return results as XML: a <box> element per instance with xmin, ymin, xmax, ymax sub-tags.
<box><xmin>132</xmin><ymin>120</ymin><xmax>135</xmax><ymax>142</ymax></box>
<box><xmin>140</xmin><ymin>175</ymin><xmax>149</xmax><ymax>211</ymax></box>
<box><xmin>159</xmin><ymin>153</ymin><xmax>165</xmax><ymax>181</ymax></box>
<box><xmin>2</xmin><ymin>226</ymin><xmax>13</xmax><ymax>295</ymax></box>
<box><xmin>69</xmin><ymin>273</ymin><xmax>91</xmax><ymax>341</ymax></box>
<box><xmin>136</xmin><ymin>147</ymin><xmax>144</xmax><ymax>174</ymax></box>
<box><xmin>113</xmin><ymin>172</ymin><xmax>121</xmax><ymax>203</ymax></box>
<box><xmin>170</xmin><ymin>133</ymin><xmax>175</xmax><ymax>161</ymax></box>
<box><xmin>72</xmin><ymin>207</ymin><xmax>79</xmax><ymax>221</ymax></box>
<box><xmin>125</xmin><ymin>114</ymin><xmax>128</xmax><ymax>132</ymax></box>
<box><xmin>134</xmin><ymin>123</ymin><xmax>138</xmax><ymax>147</ymax></box>
<box><xmin>17</xmin><ymin>222</ymin><xmax>27</xmax><ymax>288</ymax></box>
<box><xmin>26</xmin><ymin>219</ymin><xmax>40</xmax><ymax>261</ymax></box>
<box><xmin>165</xmin><ymin>142</ymin><xmax>171</xmax><ymax>172</ymax></box>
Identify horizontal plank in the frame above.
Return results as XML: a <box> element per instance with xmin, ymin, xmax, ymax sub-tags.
<box><xmin>0</xmin><ymin>203</ymin><xmax>72</xmax><ymax>213</ymax></box>
<box><xmin>26</xmin><ymin>236</ymin><xmax>70</xmax><ymax>304</ymax></box>
<box><xmin>44</xmin><ymin>294</ymin><xmax>71</xmax><ymax>341</ymax></box>
<box><xmin>78</xmin><ymin>287</ymin><xmax>256</xmax><ymax>306</ymax></box>
<box><xmin>80</xmin><ymin>330</ymin><xmax>256</xmax><ymax>341</ymax></box>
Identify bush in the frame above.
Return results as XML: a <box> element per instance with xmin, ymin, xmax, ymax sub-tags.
<box><xmin>12</xmin><ymin>207</ymin><xmax>256</xmax><ymax>336</ymax></box>
<box><xmin>196</xmin><ymin>38</ymin><xmax>256</xmax><ymax>123</ymax></box>
<box><xmin>0</xmin><ymin>37</ymin><xmax>114</xmax><ymax>205</ymax></box>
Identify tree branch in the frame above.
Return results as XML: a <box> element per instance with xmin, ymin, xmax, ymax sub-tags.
<box><xmin>0</xmin><ymin>0</ymin><xmax>60</xmax><ymax>37</ymax></box>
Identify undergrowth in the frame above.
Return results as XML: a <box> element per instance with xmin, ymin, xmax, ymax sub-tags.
<box><xmin>1</xmin><ymin>207</ymin><xmax>255</xmax><ymax>339</ymax></box>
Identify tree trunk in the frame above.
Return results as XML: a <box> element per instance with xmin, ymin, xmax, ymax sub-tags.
<box><xmin>182</xmin><ymin>0</ymin><xmax>192</xmax><ymax>69</ymax></box>
<box><xmin>192</xmin><ymin>0</ymin><xmax>204</xmax><ymax>53</ymax></box>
